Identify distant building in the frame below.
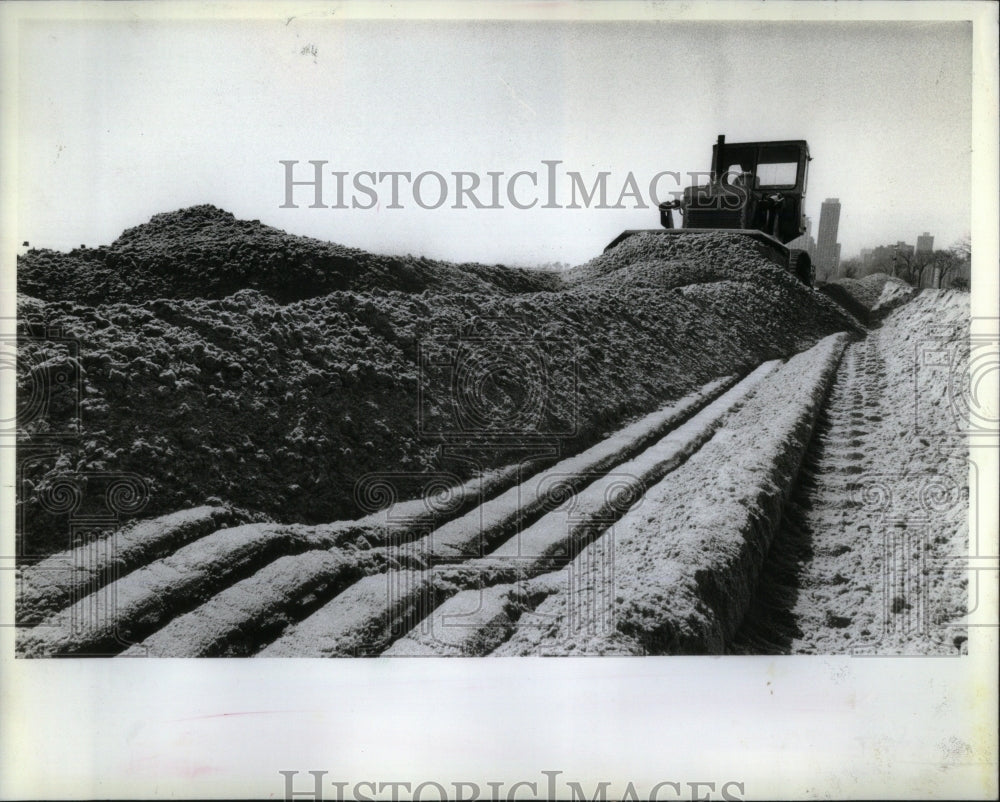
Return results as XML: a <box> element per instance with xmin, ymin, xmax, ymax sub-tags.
<box><xmin>816</xmin><ymin>199</ymin><xmax>841</xmax><ymax>277</ymax></box>
<box><xmin>916</xmin><ymin>232</ymin><xmax>934</xmax><ymax>253</ymax></box>
<box><xmin>859</xmin><ymin>243</ymin><xmax>902</xmax><ymax>277</ymax></box>
<box><xmin>895</xmin><ymin>240</ymin><xmax>915</xmax><ymax>259</ymax></box>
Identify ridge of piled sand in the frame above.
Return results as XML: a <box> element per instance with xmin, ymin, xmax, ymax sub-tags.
<box><xmin>818</xmin><ymin>272</ymin><xmax>917</xmax><ymax>324</ymax></box>
<box><xmin>16</xmin><ymin>212</ymin><xmax>859</xmax><ymax>559</ymax></box>
<box><xmin>18</xmin><ymin>205</ymin><xmax>562</xmax><ymax>304</ymax></box>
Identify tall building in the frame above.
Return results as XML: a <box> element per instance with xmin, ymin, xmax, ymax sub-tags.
<box><xmin>916</xmin><ymin>232</ymin><xmax>934</xmax><ymax>253</ymax></box>
<box><xmin>863</xmin><ymin>244</ymin><xmax>895</xmax><ymax>276</ymax></box>
<box><xmin>816</xmin><ymin>198</ymin><xmax>842</xmax><ymax>277</ymax></box>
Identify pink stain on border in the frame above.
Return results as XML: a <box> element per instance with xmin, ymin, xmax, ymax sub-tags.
<box><xmin>171</xmin><ymin>709</ymin><xmax>306</xmax><ymax>722</ymax></box>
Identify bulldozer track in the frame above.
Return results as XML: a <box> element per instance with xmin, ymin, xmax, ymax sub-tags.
<box><xmin>730</xmin><ymin>295</ymin><xmax>970</xmax><ymax>656</ymax></box>
<box><xmin>18</xmin><ymin>334</ymin><xmax>844</xmax><ymax>658</ymax></box>
<box><xmin>18</xmin><ymin>302</ymin><xmax>964</xmax><ymax>657</ymax></box>
<box><xmin>17</xmin><ymin>365</ymin><xmax>753</xmax><ymax>657</ymax></box>
<box><xmin>729</xmin><ymin>341</ymin><xmax>877</xmax><ymax>653</ymax></box>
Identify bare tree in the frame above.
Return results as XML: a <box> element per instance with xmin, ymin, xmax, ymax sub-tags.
<box><xmin>839</xmin><ymin>257</ymin><xmax>862</xmax><ymax>279</ymax></box>
<box><xmin>937</xmin><ymin>253</ymin><xmax>962</xmax><ymax>289</ymax></box>
<box><xmin>911</xmin><ymin>250</ymin><xmax>940</xmax><ymax>288</ymax></box>
<box><xmin>891</xmin><ymin>248</ymin><xmax>917</xmax><ymax>285</ymax></box>
<box><xmin>950</xmin><ymin>233</ymin><xmax>971</xmax><ymax>261</ymax></box>
<box><xmin>940</xmin><ymin>234</ymin><xmax>971</xmax><ymax>288</ymax></box>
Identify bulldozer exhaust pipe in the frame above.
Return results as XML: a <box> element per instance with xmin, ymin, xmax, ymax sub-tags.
<box><xmin>713</xmin><ymin>134</ymin><xmax>725</xmax><ymax>182</ymax></box>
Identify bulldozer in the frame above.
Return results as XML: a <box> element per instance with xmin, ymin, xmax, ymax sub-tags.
<box><xmin>606</xmin><ymin>135</ymin><xmax>815</xmax><ymax>285</ymax></box>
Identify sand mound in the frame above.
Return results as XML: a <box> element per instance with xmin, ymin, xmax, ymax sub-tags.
<box><xmin>16</xmin><ymin>215</ymin><xmax>859</xmax><ymax>559</ymax></box>
<box><xmin>17</xmin><ymin>205</ymin><xmax>561</xmax><ymax>304</ymax></box>
<box><xmin>818</xmin><ymin>272</ymin><xmax>916</xmax><ymax>324</ymax></box>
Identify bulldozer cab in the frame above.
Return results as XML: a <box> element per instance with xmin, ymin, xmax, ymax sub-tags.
<box><xmin>683</xmin><ymin>136</ymin><xmax>810</xmax><ymax>244</ymax></box>
<box><xmin>606</xmin><ymin>133</ymin><xmax>815</xmax><ymax>285</ymax></box>
<box><xmin>715</xmin><ymin>139</ymin><xmax>808</xmax><ymax>193</ymax></box>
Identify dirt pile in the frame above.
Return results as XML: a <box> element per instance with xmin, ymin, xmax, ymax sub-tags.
<box><xmin>17</xmin><ymin>205</ymin><xmax>561</xmax><ymax>304</ymax></box>
<box><xmin>17</xmin><ymin>213</ymin><xmax>859</xmax><ymax>559</ymax></box>
<box><xmin>819</xmin><ymin>273</ymin><xmax>916</xmax><ymax>324</ymax></box>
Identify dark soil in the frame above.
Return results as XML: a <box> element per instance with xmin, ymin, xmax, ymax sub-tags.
<box><xmin>16</xmin><ymin>206</ymin><xmax>858</xmax><ymax>559</ymax></box>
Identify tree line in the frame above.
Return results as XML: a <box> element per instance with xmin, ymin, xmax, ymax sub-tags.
<box><xmin>837</xmin><ymin>234</ymin><xmax>970</xmax><ymax>290</ymax></box>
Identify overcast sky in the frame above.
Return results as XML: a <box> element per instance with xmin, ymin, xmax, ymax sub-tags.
<box><xmin>16</xmin><ymin>15</ymin><xmax>972</xmax><ymax>266</ymax></box>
